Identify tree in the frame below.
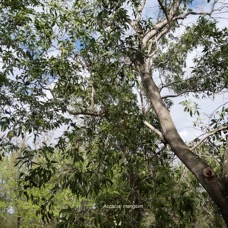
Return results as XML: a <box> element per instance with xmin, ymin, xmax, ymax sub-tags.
<box><xmin>0</xmin><ymin>139</ymin><xmax>85</xmax><ymax>228</ymax></box>
<box><xmin>0</xmin><ymin>149</ymin><xmax>48</xmax><ymax>228</ymax></box>
<box><xmin>0</xmin><ymin>0</ymin><xmax>227</xmax><ymax>226</ymax></box>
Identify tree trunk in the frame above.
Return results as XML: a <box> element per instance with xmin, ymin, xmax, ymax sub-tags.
<box><xmin>138</xmin><ymin>62</ymin><xmax>228</xmax><ymax>226</ymax></box>
<box><xmin>17</xmin><ymin>216</ymin><xmax>21</xmax><ymax>228</ymax></box>
<box><xmin>223</xmin><ymin>137</ymin><xmax>228</xmax><ymax>187</ymax></box>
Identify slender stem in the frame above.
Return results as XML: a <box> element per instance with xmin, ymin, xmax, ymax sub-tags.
<box><xmin>191</xmin><ymin>126</ymin><xmax>228</xmax><ymax>151</ymax></box>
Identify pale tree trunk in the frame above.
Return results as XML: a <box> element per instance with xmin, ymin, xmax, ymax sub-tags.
<box><xmin>127</xmin><ymin>0</ymin><xmax>228</xmax><ymax>224</ymax></box>
<box><xmin>137</xmin><ymin>60</ymin><xmax>228</xmax><ymax>226</ymax></box>
<box><xmin>223</xmin><ymin>137</ymin><xmax>228</xmax><ymax>190</ymax></box>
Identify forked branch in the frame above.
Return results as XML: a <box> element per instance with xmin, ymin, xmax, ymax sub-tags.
<box><xmin>143</xmin><ymin>0</ymin><xmax>219</xmax><ymax>47</ymax></box>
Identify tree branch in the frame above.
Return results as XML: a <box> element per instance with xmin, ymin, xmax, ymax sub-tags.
<box><xmin>142</xmin><ymin>0</ymin><xmax>182</xmax><ymax>47</ymax></box>
<box><xmin>157</xmin><ymin>0</ymin><xmax>170</xmax><ymax>27</ymax></box>
<box><xmin>135</xmin><ymin>0</ymin><xmax>147</xmax><ymax>22</ymax></box>
<box><xmin>142</xmin><ymin>19</ymin><xmax>169</xmax><ymax>47</ymax></box>
<box><xmin>127</xmin><ymin>0</ymin><xmax>146</xmax><ymax>35</ymax></box>
<box><xmin>170</xmin><ymin>0</ymin><xmax>182</xmax><ymax>17</ymax></box>
<box><xmin>161</xmin><ymin>90</ymin><xmax>201</xmax><ymax>99</ymax></box>
<box><xmin>143</xmin><ymin>0</ymin><xmax>219</xmax><ymax>47</ymax></box>
<box><xmin>147</xmin><ymin>26</ymin><xmax>170</xmax><ymax>55</ymax></box>
<box><xmin>191</xmin><ymin>126</ymin><xmax>228</xmax><ymax>151</ymax></box>
<box><xmin>210</xmin><ymin>102</ymin><xmax>228</xmax><ymax>117</ymax></box>
<box><xmin>139</xmin><ymin>66</ymin><xmax>228</xmax><ymax>224</ymax></box>
<box><xmin>66</xmin><ymin>108</ymin><xmax>106</xmax><ymax>117</ymax></box>
<box><xmin>174</xmin><ymin>0</ymin><xmax>218</xmax><ymax>20</ymax></box>
<box><xmin>90</xmin><ymin>84</ymin><xmax>95</xmax><ymax>110</ymax></box>
<box><xmin>151</xmin><ymin>144</ymin><xmax>167</xmax><ymax>160</ymax></box>
<box><xmin>223</xmin><ymin>136</ymin><xmax>228</xmax><ymax>185</ymax></box>
<box><xmin>143</xmin><ymin>120</ymin><xmax>165</xmax><ymax>142</ymax></box>
<box><xmin>127</xmin><ymin>19</ymin><xmax>144</xmax><ymax>35</ymax></box>
<box><xmin>139</xmin><ymin>90</ymin><xmax>146</xmax><ymax>114</ymax></box>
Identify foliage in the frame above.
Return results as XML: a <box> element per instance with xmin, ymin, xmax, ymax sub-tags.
<box><xmin>0</xmin><ymin>0</ymin><xmax>227</xmax><ymax>227</ymax></box>
<box><xmin>0</xmin><ymin>144</ymin><xmax>88</xmax><ymax>227</ymax></box>
<box><xmin>155</xmin><ymin>17</ymin><xmax>228</xmax><ymax>96</ymax></box>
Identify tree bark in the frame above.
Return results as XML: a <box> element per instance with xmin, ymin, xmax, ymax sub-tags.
<box><xmin>223</xmin><ymin>137</ymin><xmax>228</xmax><ymax>187</ymax></box>
<box><xmin>138</xmin><ymin>62</ymin><xmax>228</xmax><ymax>226</ymax></box>
<box><xmin>17</xmin><ymin>216</ymin><xmax>21</xmax><ymax>228</ymax></box>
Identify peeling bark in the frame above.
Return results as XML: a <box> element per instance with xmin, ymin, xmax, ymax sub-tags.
<box><xmin>138</xmin><ymin>63</ymin><xmax>228</xmax><ymax>226</ymax></box>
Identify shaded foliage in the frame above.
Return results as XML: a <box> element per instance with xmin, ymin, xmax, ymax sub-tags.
<box><xmin>0</xmin><ymin>0</ymin><xmax>227</xmax><ymax>227</ymax></box>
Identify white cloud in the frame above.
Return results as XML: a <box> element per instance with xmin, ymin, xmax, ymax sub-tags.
<box><xmin>170</xmin><ymin>93</ymin><xmax>228</xmax><ymax>142</ymax></box>
<box><xmin>162</xmin><ymin>1</ymin><xmax>228</xmax><ymax>143</ymax></box>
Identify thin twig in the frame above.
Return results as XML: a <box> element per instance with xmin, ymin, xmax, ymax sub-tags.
<box><xmin>66</xmin><ymin>108</ymin><xmax>106</xmax><ymax>117</ymax></box>
<box><xmin>157</xmin><ymin>0</ymin><xmax>170</xmax><ymax>27</ymax></box>
<box><xmin>143</xmin><ymin>0</ymin><xmax>219</xmax><ymax>47</ymax></box>
<box><xmin>144</xmin><ymin>121</ymin><xmax>165</xmax><ymax>141</ymax></box>
<box><xmin>191</xmin><ymin>126</ymin><xmax>228</xmax><ymax>151</ymax></box>
<box><xmin>210</xmin><ymin>102</ymin><xmax>228</xmax><ymax>117</ymax></box>
<box><xmin>147</xmin><ymin>26</ymin><xmax>170</xmax><ymax>55</ymax></box>
<box><xmin>161</xmin><ymin>90</ymin><xmax>200</xmax><ymax>99</ymax></box>
<box><xmin>150</xmin><ymin>144</ymin><xmax>167</xmax><ymax>160</ymax></box>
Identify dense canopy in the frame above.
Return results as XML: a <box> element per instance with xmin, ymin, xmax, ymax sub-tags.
<box><xmin>0</xmin><ymin>0</ymin><xmax>227</xmax><ymax>227</ymax></box>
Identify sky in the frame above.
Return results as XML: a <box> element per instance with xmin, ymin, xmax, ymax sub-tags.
<box><xmin>1</xmin><ymin>0</ymin><xmax>227</xmax><ymax>147</ymax></box>
<box><xmin>168</xmin><ymin>6</ymin><xmax>228</xmax><ymax>142</ymax></box>
<box><xmin>134</xmin><ymin>0</ymin><xmax>228</xmax><ymax>142</ymax></box>
<box><xmin>171</xmin><ymin>93</ymin><xmax>228</xmax><ymax>141</ymax></box>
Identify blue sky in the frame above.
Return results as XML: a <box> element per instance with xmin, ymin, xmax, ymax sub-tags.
<box><xmin>132</xmin><ymin>0</ymin><xmax>228</xmax><ymax>142</ymax></box>
<box><xmin>1</xmin><ymin>0</ymin><xmax>227</xmax><ymax>146</ymax></box>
